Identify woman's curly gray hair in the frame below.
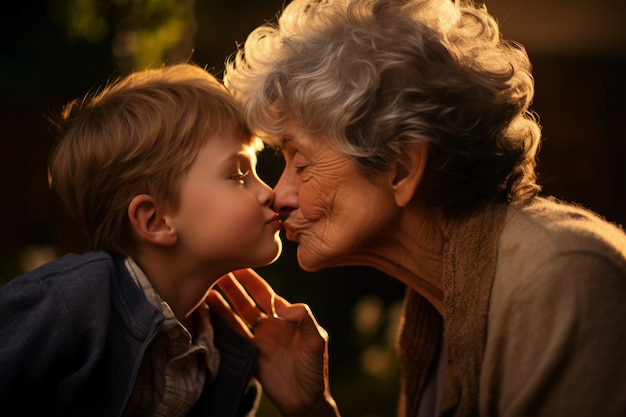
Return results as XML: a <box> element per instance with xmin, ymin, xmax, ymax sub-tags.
<box><xmin>224</xmin><ymin>0</ymin><xmax>542</xmax><ymax>215</ymax></box>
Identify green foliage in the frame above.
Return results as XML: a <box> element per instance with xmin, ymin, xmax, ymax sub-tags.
<box><xmin>50</xmin><ymin>0</ymin><xmax>110</xmax><ymax>42</ymax></box>
<box><xmin>50</xmin><ymin>0</ymin><xmax>195</xmax><ymax>72</ymax></box>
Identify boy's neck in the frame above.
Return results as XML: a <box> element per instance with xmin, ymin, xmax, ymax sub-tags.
<box><xmin>130</xmin><ymin>249</ymin><xmax>223</xmax><ymax>330</ymax></box>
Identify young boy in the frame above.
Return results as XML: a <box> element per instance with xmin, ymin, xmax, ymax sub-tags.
<box><xmin>0</xmin><ymin>63</ymin><xmax>284</xmax><ymax>416</ymax></box>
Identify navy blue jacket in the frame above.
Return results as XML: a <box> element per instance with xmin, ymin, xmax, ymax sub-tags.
<box><xmin>0</xmin><ymin>252</ymin><xmax>259</xmax><ymax>416</ymax></box>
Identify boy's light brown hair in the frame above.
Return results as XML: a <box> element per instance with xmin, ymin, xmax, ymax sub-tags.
<box><xmin>48</xmin><ymin>63</ymin><xmax>254</xmax><ymax>255</ymax></box>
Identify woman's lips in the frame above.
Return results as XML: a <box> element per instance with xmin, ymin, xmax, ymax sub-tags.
<box><xmin>282</xmin><ymin>221</ymin><xmax>298</xmax><ymax>241</ymax></box>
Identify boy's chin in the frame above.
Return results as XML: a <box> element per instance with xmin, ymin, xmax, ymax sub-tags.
<box><xmin>263</xmin><ymin>244</ymin><xmax>283</xmax><ymax>266</ymax></box>
<box><xmin>250</xmin><ymin>241</ymin><xmax>283</xmax><ymax>269</ymax></box>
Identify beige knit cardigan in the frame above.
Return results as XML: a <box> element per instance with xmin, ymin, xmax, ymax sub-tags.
<box><xmin>397</xmin><ymin>201</ymin><xmax>509</xmax><ymax>417</ymax></box>
<box><xmin>396</xmin><ymin>198</ymin><xmax>626</xmax><ymax>417</ymax></box>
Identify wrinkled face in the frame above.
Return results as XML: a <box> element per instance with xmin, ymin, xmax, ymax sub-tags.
<box><xmin>170</xmin><ymin>125</ymin><xmax>282</xmax><ymax>273</ymax></box>
<box><xmin>272</xmin><ymin>122</ymin><xmax>398</xmax><ymax>271</ymax></box>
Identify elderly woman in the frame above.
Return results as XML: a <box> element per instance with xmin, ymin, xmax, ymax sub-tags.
<box><xmin>209</xmin><ymin>0</ymin><xmax>626</xmax><ymax>416</ymax></box>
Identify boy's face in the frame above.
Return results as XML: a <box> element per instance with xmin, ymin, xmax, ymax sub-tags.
<box><xmin>168</xmin><ymin>125</ymin><xmax>282</xmax><ymax>274</ymax></box>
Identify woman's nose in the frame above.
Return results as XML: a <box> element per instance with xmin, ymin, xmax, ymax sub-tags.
<box><xmin>272</xmin><ymin>171</ymin><xmax>298</xmax><ymax>215</ymax></box>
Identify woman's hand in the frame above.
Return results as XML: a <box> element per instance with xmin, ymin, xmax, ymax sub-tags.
<box><xmin>207</xmin><ymin>269</ymin><xmax>340</xmax><ymax>417</ymax></box>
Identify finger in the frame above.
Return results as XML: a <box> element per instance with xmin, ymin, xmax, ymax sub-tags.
<box><xmin>216</xmin><ymin>273</ymin><xmax>264</xmax><ymax>327</ymax></box>
<box><xmin>274</xmin><ymin>301</ymin><xmax>329</xmax><ymax>342</ymax></box>
<box><xmin>206</xmin><ymin>289</ymin><xmax>253</xmax><ymax>339</ymax></box>
<box><xmin>217</xmin><ymin>272</ymin><xmax>275</xmax><ymax>330</ymax></box>
<box><xmin>230</xmin><ymin>268</ymin><xmax>279</xmax><ymax>316</ymax></box>
<box><xmin>272</xmin><ymin>293</ymin><xmax>291</xmax><ymax>317</ymax></box>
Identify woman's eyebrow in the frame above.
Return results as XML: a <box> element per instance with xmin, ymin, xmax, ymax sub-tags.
<box><xmin>280</xmin><ymin>137</ymin><xmax>293</xmax><ymax>149</ymax></box>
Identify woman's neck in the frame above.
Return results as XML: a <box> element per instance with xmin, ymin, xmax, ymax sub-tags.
<box><xmin>349</xmin><ymin>203</ymin><xmax>448</xmax><ymax>315</ymax></box>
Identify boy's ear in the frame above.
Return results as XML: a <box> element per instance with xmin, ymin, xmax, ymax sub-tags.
<box><xmin>128</xmin><ymin>194</ymin><xmax>178</xmax><ymax>246</ymax></box>
<box><xmin>391</xmin><ymin>142</ymin><xmax>428</xmax><ymax>207</ymax></box>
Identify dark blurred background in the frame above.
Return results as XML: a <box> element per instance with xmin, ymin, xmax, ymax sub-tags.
<box><xmin>1</xmin><ymin>0</ymin><xmax>624</xmax><ymax>415</ymax></box>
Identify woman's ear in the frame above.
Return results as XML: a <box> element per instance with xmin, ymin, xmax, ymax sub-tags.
<box><xmin>391</xmin><ymin>142</ymin><xmax>428</xmax><ymax>207</ymax></box>
<box><xmin>128</xmin><ymin>194</ymin><xmax>178</xmax><ymax>246</ymax></box>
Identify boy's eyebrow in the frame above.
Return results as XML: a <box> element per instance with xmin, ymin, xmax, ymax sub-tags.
<box><xmin>236</xmin><ymin>146</ymin><xmax>259</xmax><ymax>164</ymax></box>
<box><xmin>220</xmin><ymin>153</ymin><xmax>247</xmax><ymax>166</ymax></box>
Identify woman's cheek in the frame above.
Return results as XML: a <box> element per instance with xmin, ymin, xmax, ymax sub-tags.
<box><xmin>298</xmin><ymin>180</ymin><xmax>336</xmax><ymax>222</ymax></box>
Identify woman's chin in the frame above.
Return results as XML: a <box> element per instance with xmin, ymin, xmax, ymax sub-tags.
<box><xmin>296</xmin><ymin>246</ymin><xmax>335</xmax><ymax>272</ymax></box>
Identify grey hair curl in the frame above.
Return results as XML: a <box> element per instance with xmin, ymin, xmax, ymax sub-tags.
<box><xmin>225</xmin><ymin>0</ymin><xmax>542</xmax><ymax>215</ymax></box>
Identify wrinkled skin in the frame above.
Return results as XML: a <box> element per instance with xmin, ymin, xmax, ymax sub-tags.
<box><xmin>274</xmin><ymin>122</ymin><xmax>400</xmax><ymax>272</ymax></box>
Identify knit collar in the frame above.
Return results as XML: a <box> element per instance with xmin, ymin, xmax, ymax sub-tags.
<box><xmin>398</xmin><ymin>200</ymin><xmax>509</xmax><ymax>417</ymax></box>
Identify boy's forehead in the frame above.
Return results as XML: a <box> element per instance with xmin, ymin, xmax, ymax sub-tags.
<box><xmin>231</xmin><ymin>135</ymin><xmax>263</xmax><ymax>159</ymax></box>
<box><xmin>247</xmin><ymin>136</ymin><xmax>265</xmax><ymax>153</ymax></box>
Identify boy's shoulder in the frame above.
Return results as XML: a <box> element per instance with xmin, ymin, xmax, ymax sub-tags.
<box><xmin>37</xmin><ymin>250</ymin><xmax>114</xmax><ymax>273</ymax></box>
<box><xmin>22</xmin><ymin>251</ymin><xmax>115</xmax><ymax>281</ymax></box>
<box><xmin>1</xmin><ymin>251</ymin><xmax>118</xmax><ymax>297</ymax></box>
<box><xmin>0</xmin><ymin>252</ymin><xmax>126</xmax><ymax>338</ymax></box>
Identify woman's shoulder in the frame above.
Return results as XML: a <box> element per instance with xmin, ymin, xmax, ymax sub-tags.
<box><xmin>483</xmin><ymin>200</ymin><xmax>626</xmax><ymax>417</ymax></box>
<box><xmin>489</xmin><ymin>197</ymin><xmax>626</xmax><ymax>333</ymax></box>
<box><xmin>492</xmin><ymin>197</ymin><xmax>626</xmax><ymax>305</ymax></box>
<box><xmin>503</xmin><ymin>196</ymin><xmax>626</xmax><ymax>259</ymax></box>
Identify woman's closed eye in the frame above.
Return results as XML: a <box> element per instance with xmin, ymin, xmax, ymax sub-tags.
<box><xmin>293</xmin><ymin>152</ymin><xmax>309</xmax><ymax>175</ymax></box>
<box><xmin>230</xmin><ymin>169</ymin><xmax>250</xmax><ymax>185</ymax></box>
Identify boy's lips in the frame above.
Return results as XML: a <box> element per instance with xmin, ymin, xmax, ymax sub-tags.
<box><xmin>267</xmin><ymin>214</ymin><xmax>283</xmax><ymax>232</ymax></box>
